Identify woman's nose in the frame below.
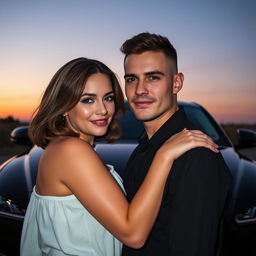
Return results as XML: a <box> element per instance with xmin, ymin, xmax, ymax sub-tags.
<box><xmin>96</xmin><ymin>101</ymin><xmax>108</xmax><ymax>115</ymax></box>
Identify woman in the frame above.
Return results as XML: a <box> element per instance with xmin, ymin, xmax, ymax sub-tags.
<box><xmin>20</xmin><ymin>57</ymin><xmax>218</xmax><ymax>256</ymax></box>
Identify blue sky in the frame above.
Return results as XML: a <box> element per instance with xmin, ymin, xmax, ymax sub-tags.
<box><xmin>0</xmin><ymin>0</ymin><xmax>255</xmax><ymax>123</ymax></box>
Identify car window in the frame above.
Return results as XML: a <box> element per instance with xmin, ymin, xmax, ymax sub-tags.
<box><xmin>183</xmin><ymin>105</ymin><xmax>231</xmax><ymax>147</ymax></box>
<box><xmin>184</xmin><ymin>107</ymin><xmax>220</xmax><ymax>141</ymax></box>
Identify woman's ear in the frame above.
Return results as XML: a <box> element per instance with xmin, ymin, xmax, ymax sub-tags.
<box><xmin>173</xmin><ymin>73</ymin><xmax>184</xmax><ymax>94</ymax></box>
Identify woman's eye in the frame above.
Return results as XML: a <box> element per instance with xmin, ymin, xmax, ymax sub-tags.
<box><xmin>81</xmin><ymin>98</ymin><xmax>94</xmax><ymax>104</ymax></box>
<box><xmin>105</xmin><ymin>95</ymin><xmax>114</xmax><ymax>102</ymax></box>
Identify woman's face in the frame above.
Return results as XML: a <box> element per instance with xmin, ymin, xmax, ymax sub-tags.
<box><xmin>66</xmin><ymin>73</ymin><xmax>115</xmax><ymax>144</ymax></box>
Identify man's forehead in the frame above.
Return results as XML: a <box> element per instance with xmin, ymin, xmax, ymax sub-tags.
<box><xmin>124</xmin><ymin>51</ymin><xmax>172</xmax><ymax>74</ymax></box>
<box><xmin>125</xmin><ymin>51</ymin><xmax>165</xmax><ymax>63</ymax></box>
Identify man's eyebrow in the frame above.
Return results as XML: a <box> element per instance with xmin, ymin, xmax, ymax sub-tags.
<box><xmin>145</xmin><ymin>71</ymin><xmax>165</xmax><ymax>76</ymax></box>
<box><xmin>124</xmin><ymin>71</ymin><xmax>165</xmax><ymax>79</ymax></box>
<box><xmin>124</xmin><ymin>73</ymin><xmax>136</xmax><ymax>79</ymax></box>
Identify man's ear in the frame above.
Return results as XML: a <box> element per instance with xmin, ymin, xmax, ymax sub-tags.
<box><xmin>173</xmin><ymin>73</ymin><xmax>184</xmax><ymax>94</ymax></box>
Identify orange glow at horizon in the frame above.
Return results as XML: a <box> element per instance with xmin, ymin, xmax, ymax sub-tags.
<box><xmin>1</xmin><ymin>104</ymin><xmax>37</xmax><ymax>121</ymax></box>
<box><xmin>0</xmin><ymin>93</ymin><xmax>41</xmax><ymax>121</ymax></box>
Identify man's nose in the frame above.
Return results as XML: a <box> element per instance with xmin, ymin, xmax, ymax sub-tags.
<box><xmin>135</xmin><ymin>80</ymin><xmax>148</xmax><ymax>96</ymax></box>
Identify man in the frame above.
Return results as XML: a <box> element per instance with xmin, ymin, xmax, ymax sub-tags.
<box><xmin>120</xmin><ymin>32</ymin><xmax>232</xmax><ymax>255</ymax></box>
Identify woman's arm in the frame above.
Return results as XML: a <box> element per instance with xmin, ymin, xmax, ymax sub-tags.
<box><xmin>59</xmin><ymin>129</ymin><xmax>217</xmax><ymax>248</ymax></box>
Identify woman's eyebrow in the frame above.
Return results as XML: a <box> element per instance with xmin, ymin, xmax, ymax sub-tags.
<box><xmin>81</xmin><ymin>91</ymin><xmax>114</xmax><ymax>97</ymax></box>
<box><xmin>81</xmin><ymin>93</ymin><xmax>96</xmax><ymax>97</ymax></box>
<box><xmin>104</xmin><ymin>91</ymin><xmax>114</xmax><ymax>96</ymax></box>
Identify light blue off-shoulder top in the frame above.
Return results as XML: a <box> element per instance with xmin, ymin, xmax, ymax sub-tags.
<box><xmin>20</xmin><ymin>165</ymin><xmax>124</xmax><ymax>256</ymax></box>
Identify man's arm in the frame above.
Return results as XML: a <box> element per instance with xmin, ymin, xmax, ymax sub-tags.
<box><xmin>168</xmin><ymin>147</ymin><xmax>231</xmax><ymax>256</ymax></box>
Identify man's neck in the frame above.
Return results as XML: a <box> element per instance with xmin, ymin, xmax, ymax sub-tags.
<box><xmin>144</xmin><ymin>106</ymin><xmax>179</xmax><ymax>139</ymax></box>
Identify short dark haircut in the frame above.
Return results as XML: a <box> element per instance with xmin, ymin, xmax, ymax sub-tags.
<box><xmin>29</xmin><ymin>57</ymin><xmax>124</xmax><ymax>148</ymax></box>
<box><xmin>120</xmin><ymin>32</ymin><xmax>178</xmax><ymax>73</ymax></box>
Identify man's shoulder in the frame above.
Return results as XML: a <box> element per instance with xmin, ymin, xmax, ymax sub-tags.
<box><xmin>175</xmin><ymin>147</ymin><xmax>231</xmax><ymax>178</ymax></box>
<box><xmin>178</xmin><ymin>146</ymin><xmax>218</xmax><ymax>161</ymax></box>
<box><xmin>185</xmin><ymin>146</ymin><xmax>218</xmax><ymax>158</ymax></box>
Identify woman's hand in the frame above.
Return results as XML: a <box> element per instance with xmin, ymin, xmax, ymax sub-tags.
<box><xmin>158</xmin><ymin>129</ymin><xmax>219</xmax><ymax>161</ymax></box>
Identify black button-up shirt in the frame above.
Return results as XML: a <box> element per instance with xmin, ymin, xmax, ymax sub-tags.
<box><xmin>122</xmin><ymin>107</ymin><xmax>232</xmax><ymax>256</ymax></box>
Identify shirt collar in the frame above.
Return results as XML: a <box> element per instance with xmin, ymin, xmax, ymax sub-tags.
<box><xmin>139</xmin><ymin>106</ymin><xmax>188</xmax><ymax>147</ymax></box>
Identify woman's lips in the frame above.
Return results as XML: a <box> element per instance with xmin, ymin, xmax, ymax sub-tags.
<box><xmin>91</xmin><ymin>119</ymin><xmax>108</xmax><ymax>126</ymax></box>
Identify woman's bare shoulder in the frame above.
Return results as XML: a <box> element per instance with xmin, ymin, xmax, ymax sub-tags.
<box><xmin>50</xmin><ymin>137</ymin><xmax>92</xmax><ymax>151</ymax></box>
<box><xmin>43</xmin><ymin>137</ymin><xmax>95</xmax><ymax>162</ymax></box>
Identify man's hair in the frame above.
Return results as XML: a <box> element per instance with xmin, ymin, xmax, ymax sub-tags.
<box><xmin>120</xmin><ymin>32</ymin><xmax>178</xmax><ymax>73</ymax></box>
<box><xmin>29</xmin><ymin>57</ymin><xmax>124</xmax><ymax>148</ymax></box>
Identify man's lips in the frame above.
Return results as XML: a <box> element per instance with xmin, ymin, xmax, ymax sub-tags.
<box><xmin>133</xmin><ymin>100</ymin><xmax>154</xmax><ymax>108</ymax></box>
<box><xmin>90</xmin><ymin>119</ymin><xmax>108</xmax><ymax>126</ymax></box>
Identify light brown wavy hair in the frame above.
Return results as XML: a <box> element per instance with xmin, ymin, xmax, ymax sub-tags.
<box><xmin>29</xmin><ymin>57</ymin><xmax>124</xmax><ymax>148</ymax></box>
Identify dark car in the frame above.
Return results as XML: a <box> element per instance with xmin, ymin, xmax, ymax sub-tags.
<box><xmin>1</xmin><ymin>101</ymin><xmax>256</xmax><ymax>255</ymax></box>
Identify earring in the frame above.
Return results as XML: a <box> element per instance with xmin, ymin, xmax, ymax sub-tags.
<box><xmin>62</xmin><ymin>113</ymin><xmax>67</xmax><ymax>122</ymax></box>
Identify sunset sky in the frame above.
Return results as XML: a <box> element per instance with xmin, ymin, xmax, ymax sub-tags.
<box><xmin>0</xmin><ymin>0</ymin><xmax>255</xmax><ymax>123</ymax></box>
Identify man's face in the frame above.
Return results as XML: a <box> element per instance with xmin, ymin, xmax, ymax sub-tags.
<box><xmin>124</xmin><ymin>51</ymin><xmax>183</xmax><ymax>130</ymax></box>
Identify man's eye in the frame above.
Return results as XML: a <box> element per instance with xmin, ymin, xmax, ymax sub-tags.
<box><xmin>81</xmin><ymin>98</ymin><xmax>94</xmax><ymax>104</ymax></box>
<box><xmin>148</xmin><ymin>76</ymin><xmax>160</xmax><ymax>81</ymax></box>
<box><xmin>105</xmin><ymin>95</ymin><xmax>114</xmax><ymax>102</ymax></box>
<box><xmin>125</xmin><ymin>77</ymin><xmax>136</xmax><ymax>83</ymax></box>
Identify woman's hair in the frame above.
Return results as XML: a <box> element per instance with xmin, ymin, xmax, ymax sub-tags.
<box><xmin>120</xmin><ymin>32</ymin><xmax>178</xmax><ymax>73</ymax></box>
<box><xmin>29</xmin><ymin>57</ymin><xmax>124</xmax><ymax>148</ymax></box>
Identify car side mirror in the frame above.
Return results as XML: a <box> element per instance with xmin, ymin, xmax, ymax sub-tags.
<box><xmin>237</xmin><ymin>128</ymin><xmax>256</xmax><ymax>149</ymax></box>
<box><xmin>10</xmin><ymin>126</ymin><xmax>33</xmax><ymax>146</ymax></box>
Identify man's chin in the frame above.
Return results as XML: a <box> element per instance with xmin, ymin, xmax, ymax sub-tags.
<box><xmin>133</xmin><ymin>113</ymin><xmax>156</xmax><ymax>122</ymax></box>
